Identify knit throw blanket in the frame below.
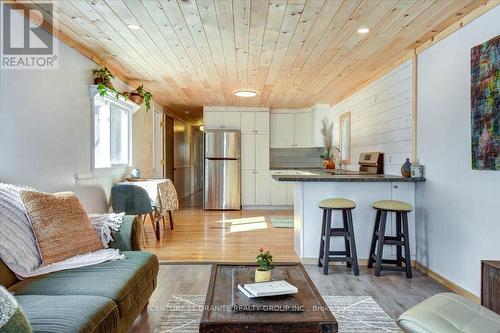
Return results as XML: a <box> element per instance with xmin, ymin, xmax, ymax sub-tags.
<box><xmin>0</xmin><ymin>184</ymin><xmax>124</xmax><ymax>279</ymax></box>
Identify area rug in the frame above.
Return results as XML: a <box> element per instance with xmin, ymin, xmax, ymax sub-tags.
<box><xmin>153</xmin><ymin>295</ymin><xmax>402</xmax><ymax>332</ymax></box>
<box><xmin>269</xmin><ymin>216</ymin><xmax>294</xmax><ymax>228</ymax></box>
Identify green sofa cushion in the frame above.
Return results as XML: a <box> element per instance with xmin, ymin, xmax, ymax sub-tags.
<box><xmin>108</xmin><ymin>215</ymin><xmax>142</xmax><ymax>252</ymax></box>
<box><xmin>10</xmin><ymin>252</ymin><xmax>158</xmax><ymax>316</ymax></box>
<box><xmin>16</xmin><ymin>295</ymin><xmax>118</xmax><ymax>333</ymax></box>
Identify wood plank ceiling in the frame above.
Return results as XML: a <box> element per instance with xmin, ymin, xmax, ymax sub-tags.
<box><xmin>24</xmin><ymin>0</ymin><xmax>488</xmax><ymax>124</ymax></box>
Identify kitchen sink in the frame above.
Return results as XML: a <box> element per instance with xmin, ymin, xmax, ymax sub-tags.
<box><xmin>271</xmin><ymin>170</ymin><xmax>320</xmax><ymax>176</ymax></box>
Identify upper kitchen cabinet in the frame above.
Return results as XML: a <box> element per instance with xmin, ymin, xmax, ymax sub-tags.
<box><xmin>240</xmin><ymin>112</ymin><xmax>269</xmax><ymax>134</ymax></box>
<box><xmin>203</xmin><ymin>111</ymin><xmax>241</xmax><ymax>129</ymax></box>
<box><xmin>293</xmin><ymin>112</ymin><xmax>314</xmax><ymax>147</ymax></box>
<box><xmin>270</xmin><ymin>110</ymin><xmax>314</xmax><ymax>148</ymax></box>
<box><xmin>270</xmin><ymin>113</ymin><xmax>294</xmax><ymax>148</ymax></box>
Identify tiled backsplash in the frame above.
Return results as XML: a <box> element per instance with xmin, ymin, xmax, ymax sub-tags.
<box><xmin>270</xmin><ymin>148</ymin><xmax>323</xmax><ymax>168</ymax></box>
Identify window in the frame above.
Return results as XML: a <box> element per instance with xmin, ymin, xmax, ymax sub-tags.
<box><xmin>93</xmin><ymin>96</ymin><xmax>131</xmax><ymax>169</ymax></box>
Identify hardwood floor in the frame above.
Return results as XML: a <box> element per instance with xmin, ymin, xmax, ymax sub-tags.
<box><xmin>129</xmin><ymin>264</ymin><xmax>449</xmax><ymax>333</ymax></box>
<box><xmin>141</xmin><ymin>203</ymin><xmax>296</xmax><ymax>262</ymax></box>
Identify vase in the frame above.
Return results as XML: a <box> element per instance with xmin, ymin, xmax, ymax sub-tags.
<box><xmin>255</xmin><ymin>269</ymin><xmax>272</xmax><ymax>282</ymax></box>
<box><xmin>401</xmin><ymin>158</ymin><xmax>412</xmax><ymax>178</ymax></box>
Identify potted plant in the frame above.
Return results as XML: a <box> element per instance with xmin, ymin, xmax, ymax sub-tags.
<box><xmin>255</xmin><ymin>247</ymin><xmax>274</xmax><ymax>282</ymax></box>
<box><xmin>129</xmin><ymin>85</ymin><xmax>153</xmax><ymax>112</ymax></box>
<box><xmin>92</xmin><ymin>66</ymin><xmax>114</xmax><ymax>87</ymax></box>
<box><xmin>320</xmin><ymin>118</ymin><xmax>335</xmax><ymax>169</ymax></box>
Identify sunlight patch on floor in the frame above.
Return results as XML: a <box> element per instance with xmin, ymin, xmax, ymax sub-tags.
<box><xmin>228</xmin><ymin>221</ymin><xmax>268</xmax><ymax>233</ymax></box>
<box><xmin>218</xmin><ymin>216</ymin><xmax>267</xmax><ymax>225</ymax></box>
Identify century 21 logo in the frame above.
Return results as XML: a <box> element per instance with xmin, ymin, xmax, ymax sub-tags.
<box><xmin>1</xmin><ymin>2</ymin><xmax>58</xmax><ymax>69</ymax></box>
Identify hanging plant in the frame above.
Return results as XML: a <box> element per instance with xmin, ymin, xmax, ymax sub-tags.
<box><xmin>129</xmin><ymin>85</ymin><xmax>153</xmax><ymax>112</ymax></box>
<box><xmin>92</xmin><ymin>66</ymin><xmax>114</xmax><ymax>87</ymax></box>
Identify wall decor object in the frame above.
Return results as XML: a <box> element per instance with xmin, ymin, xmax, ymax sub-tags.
<box><xmin>471</xmin><ymin>35</ymin><xmax>500</xmax><ymax>170</ymax></box>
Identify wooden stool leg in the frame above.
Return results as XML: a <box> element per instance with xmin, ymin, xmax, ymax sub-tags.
<box><xmin>347</xmin><ymin>209</ymin><xmax>359</xmax><ymax>276</ymax></box>
<box><xmin>396</xmin><ymin>212</ymin><xmax>403</xmax><ymax>267</ymax></box>
<box><xmin>322</xmin><ymin>210</ymin><xmax>332</xmax><ymax>275</ymax></box>
<box><xmin>368</xmin><ymin>210</ymin><xmax>381</xmax><ymax>268</ymax></box>
<box><xmin>162</xmin><ymin>215</ymin><xmax>167</xmax><ymax>231</ymax></box>
<box><xmin>375</xmin><ymin>211</ymin><xmax>387</xmax><ymax>277</ymax></box>
<box><xmin>402</xmin><ymin>212</ymin><xmax>413</xmax><ymax>278</ymax></box>
<box><xmin>318</xmin><ymin>209</ymin><xmax>326</xmax><ymax>267</ymax></box>
<box><xmin>342</xmin><ymin>210</ymin><xmax>352</xmax><ymax>268</ymax></box>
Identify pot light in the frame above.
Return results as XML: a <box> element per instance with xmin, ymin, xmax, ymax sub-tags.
<box><xmin>199</xmin><ymin>125</ymin><xmax>204</xmax><ymax>131</ymax></box>
<box><xmin>357</xmin><ymin>27</ymin><xmax>370</xmax><ymax>34</ymax></box>
<box><xmin>127</xmin><ymin>24</ymin><xmax>141</xmax><ymax>30</ymax></box>
<box><xmin>234</xmin><ymin>90</ymin><xmax>257</xmax><ymax>97</ymax></box>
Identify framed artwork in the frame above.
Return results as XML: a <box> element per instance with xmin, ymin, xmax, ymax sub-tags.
<box><xmin>471</xmin><ymin>35</ymin><xmax>500</xmax><ymax>170</ymax></box>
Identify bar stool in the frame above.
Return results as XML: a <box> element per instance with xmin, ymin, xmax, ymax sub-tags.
<box><xmin>368</xmin><ymin>200</ymin><xmax>412</xmax><ymax>278</ymax></box>
<box><xmin>318</xmin><ymin>198</ymin><xmax>359</xmax><ymax>276</ymax></box>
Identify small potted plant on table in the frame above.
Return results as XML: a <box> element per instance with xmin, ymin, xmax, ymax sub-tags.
<box><xmin>255</xmin><ymin>247</ymin><xmax>274</xmax><ymax>282</ymax></box>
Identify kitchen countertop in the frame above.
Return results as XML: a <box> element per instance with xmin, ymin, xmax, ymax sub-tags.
<box><xmin>271</xmin><ymin>169</ymin><xmax>425</xmax><ymax>182</ymax></box>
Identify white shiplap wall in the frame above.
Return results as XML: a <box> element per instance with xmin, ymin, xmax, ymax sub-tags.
<box><xmin>329</xmin><ymin>60</ymin><xmax>413</xmax><ymax>175</ymax></box>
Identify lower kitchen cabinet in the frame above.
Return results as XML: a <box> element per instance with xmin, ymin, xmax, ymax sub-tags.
<box><xmin>241</xmin><ymin>169</ymin><xmax>270</xmax><ymax>206</ymax></box>
<box><xmin>255</xmin><ymin>170</ymin><xmax>270</xmax><ymax>205</ymax></box>
<box><xmin>270</xmin><ymin>177</ymin><xmax>287</xmax><ymax>205</ymax></box>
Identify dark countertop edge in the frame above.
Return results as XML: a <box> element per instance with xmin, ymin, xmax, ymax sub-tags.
<box><xmin>271</xmin><ymin>175</ymin><xmax>426</xmax><ymax>182</ymax></box>
<box><xmin>270</xmin><ymin>166</ymin><xmax>323</xmax><ymax>170</ymax></box>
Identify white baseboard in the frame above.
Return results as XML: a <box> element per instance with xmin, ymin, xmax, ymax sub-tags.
<box><xmin>242</xmin><ymin>205</ymin><xmax>293</xmax><ymax>210</ymax></box>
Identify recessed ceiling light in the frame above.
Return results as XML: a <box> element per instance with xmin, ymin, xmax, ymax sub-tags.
<box><xmin>357</xmin><ymin>27</ymin><xmax>370</xmax><ymax>34</ymax></box>
<box><xmin>234</xmin><ymin>90</ymin><xmax>257</xmax><ymax>97</ymax></box>
<box><xmin>127</xmin><ymin>24</ymin><xmax>141</xmax><ymax>30</ymax></box>
<box><xmin>199</xmin><ymin>125</ymin><xmax>204</xmax><ymax>131</ymax></box>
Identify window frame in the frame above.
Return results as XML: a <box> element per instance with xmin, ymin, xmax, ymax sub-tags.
<box><xmin>90</xmin><ymin>87</ymin><xmax>137</xmax><ymax>172</ymax></box>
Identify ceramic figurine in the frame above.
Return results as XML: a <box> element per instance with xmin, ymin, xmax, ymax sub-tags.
<box><xmin>401</xmin><ymin>158</ymin><xmax>412</xmax><ymax>178</ymax></box>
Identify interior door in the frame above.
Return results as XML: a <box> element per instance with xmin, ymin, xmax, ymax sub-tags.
<box><xmin>164</xmin><ymin>115</ymin><xmax>175</xmax><ymax>181</ymax></box>
<box><xmin>153</xmin><ymin>110</ymin><xmax>164</xmax><ymax>178</ymax></box>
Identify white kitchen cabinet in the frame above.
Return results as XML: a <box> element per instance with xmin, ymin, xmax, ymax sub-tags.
<box><xmin>255</xmin><ymin>170</ymin><xmax>270</xmax><ymax>205</ymax></box>
<box><xmin>222</xmin><ymin>112</ymin><xmax>241</xmax><ymax>128</ymax></box>
<box><xmin>255</xmin><ymin>112</ymin><xmax>269</xmax><ymax>134</ymax></box>
<box><xmin>294</xmin><ymin>112</ymin><xmax>314</xmax><ymax>147</ymax></box>
<box><xmin>286</xmin><ymin>183</ymin><xmax>294</xmax><ymax>205</ymax></box>
<box><xmin>270</xmin><ymin>113</ymin><xmax>294</xmax><ymax>148</ymax></box>
<box><xmin>240</xmin><ymin>112</ymin><xmax>256</xmax><ymax>134</ymax></box>
<box><xmin>255</xmin><ymin>135</ymin><xmax>269</xmax><ymax>169</ymax></box>
<box><xmin>203</xmin><ymin>111</ymin><xmax>240</xmax><ymax>129</ymax></box>
<box><xmin>270</xmin><ymin>111</ymin><xmax>315</xmax><ymax>148</ymax></box>
<box><xmin>241</xmin><ymin>170</ymin><xmax>255</xmax><ymax>205</ymax></box>
<box><xmin>241</xmin><ymin>112</ymin><xmax>269</xmax><ymax>134</ymax></box>
<box><xmin>270</xmin><ymin>177</ymin><xmax>288</xmax><ymax>205</ymax></box>
<box><xmin>203</xmin><ymin>111</ymin><xmax>222</xmax><ymax>129</ymax></box>
<box><xmin>241</xmin><ymin>134</ymin><xmax>255</xmax><ymax>170</ymax></box>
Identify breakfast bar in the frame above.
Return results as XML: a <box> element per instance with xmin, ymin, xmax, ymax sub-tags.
<box><xmin>272</xmin><ymin>170</ymin><xmax>424</xmax><ymax>263</ymax></box>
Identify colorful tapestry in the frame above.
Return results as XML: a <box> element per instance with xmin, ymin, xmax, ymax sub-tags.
<box><xmin>471</xmin><ymin>35</ymin><xmax>500</xmax><ymax>170</ymax></box>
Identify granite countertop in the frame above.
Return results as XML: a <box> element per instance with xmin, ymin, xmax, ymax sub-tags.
<box><xmin>271</xmin><ymin>169</ymin><xmax>425</xmax><ymax>182</ymax></box>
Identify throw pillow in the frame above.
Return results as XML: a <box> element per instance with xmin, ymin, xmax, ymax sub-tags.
<box><xmin>0</xmin><ymin>286</ymin><xmax>32</xmax><ymax>333</ymax></box>
<box><xmin>20</xmin><ymin>191</ymin><xmax>102</xmax><ymax>265</ymax></box>
<box><xmin>0</xmin><ymin>184</ymin><xmax>42</xmax><ymax>278</ymax></box>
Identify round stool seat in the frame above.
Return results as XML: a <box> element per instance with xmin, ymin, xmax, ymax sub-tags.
<box><xmin>319</xmin><ymin>198</ymin><xmax>356</xmax><ymax>210</ymax></box>
<box><xmin>372</xmin><ymin>200</ymin><xmax>412</xmax><ymax>212</ymax></box>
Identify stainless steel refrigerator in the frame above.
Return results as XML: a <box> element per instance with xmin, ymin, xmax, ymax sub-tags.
<box><xmin>204</xmin><ymin>130</ymin><xmax>241</xmax><ymax>210</ymax></box>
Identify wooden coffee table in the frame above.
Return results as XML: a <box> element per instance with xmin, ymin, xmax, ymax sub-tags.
<box><xmin>199</xmin><ymin>263</ymin><xmax>337</xmax><ymax>333</ymax></box>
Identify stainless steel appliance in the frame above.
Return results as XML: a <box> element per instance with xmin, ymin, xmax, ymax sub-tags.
<box><xmin>204</xmin><ymin>130</ymin><xmax>241</xmax><ymax>210</ymax></box>
<box><xmin>358</xmin><ymin>152</ymin><xmax>384</xmax><ymax>174</ymax></box>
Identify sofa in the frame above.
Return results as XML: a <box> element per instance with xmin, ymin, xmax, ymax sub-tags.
<box><xmin>0</xmin><ymin>215</ymin><xmax>159</xmax><ymax>333</ymax></box>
